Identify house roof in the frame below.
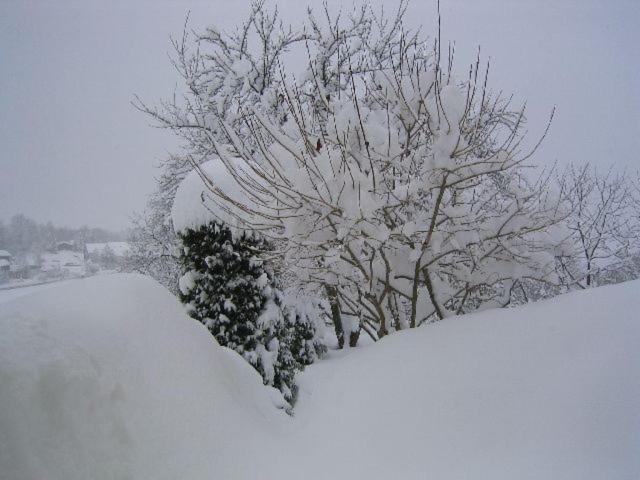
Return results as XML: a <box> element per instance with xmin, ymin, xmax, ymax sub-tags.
<box><xmin>0</xmin><ymin>250</ymin><xmax>12</xmax><ymax>259</ymax></box>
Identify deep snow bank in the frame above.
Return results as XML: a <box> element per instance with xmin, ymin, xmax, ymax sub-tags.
<box><xmin>0</xmin><ymin>274</ymin><xmax>287</xmax><ymax>480</ymax></box>
<box><xmin>1</xmin><ymin>275</ymin><xmax>639</xmax><ymax>480</ymax></box>
<box><xmin>292</xmin><ymin>282</ymin><xmax>640</xmax><ymax>480</ymax></box>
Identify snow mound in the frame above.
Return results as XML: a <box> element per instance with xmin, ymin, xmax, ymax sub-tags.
<box><xmin>171</xmin><ymin>157</ymin><xmax>251</xmax><ymax>235</ymax></box>
<box><xmin>0</xmin><ymin>274</ymin><xmax>287</xmax><ymax>480</ymax></box>
<box><xmin>1</xmin><ymin>274</ymin><xmax>639</xmax><ymax>479</ymax></box>
<box><xmin>291</xmin><ymin>282</ymin><xmax>640</xmax><ymax>480</ymax></box>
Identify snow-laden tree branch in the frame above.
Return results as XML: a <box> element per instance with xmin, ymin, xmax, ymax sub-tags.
<box><xmin>141</xmin><ymin>1</ymin><xmax>566</xmax><ymax>342</ymax></box>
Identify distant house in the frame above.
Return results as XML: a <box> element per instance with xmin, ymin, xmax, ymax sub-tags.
<box><xmin>54</xmin><ymin>241</ymin><xmax>79</xmax><ymax>253</ymax></box>
<box><xmin>41</xmin><ymin>249</ymin><xmax>85</xmax><ymax>278</ymax></box>
<box><xmin>0</xmin><ymin>250</ymin><xmax>12</xmax><ymax>281</ymax></box>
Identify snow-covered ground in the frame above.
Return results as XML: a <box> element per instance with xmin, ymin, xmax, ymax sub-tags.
<box><xmin>1</xmin><ymin>274</ymin><xmax>638</xmax><ymax>479</ymax></box>
<box><xmin>0</xmin><ymin>279</ymin><xmax>78</xmax><ymax>304</ymax></box>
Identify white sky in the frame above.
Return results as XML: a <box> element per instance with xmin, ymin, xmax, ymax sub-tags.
<box><xmin>1</xmin><ymin>0</ymin><xmax>638</xmax><ymax>231</ymax></box>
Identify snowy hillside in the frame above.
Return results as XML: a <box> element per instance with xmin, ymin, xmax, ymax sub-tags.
<box><xmin>1</xmin><ymin>274</ymin><xmax>638</xmax><ymax>479</ymax></box>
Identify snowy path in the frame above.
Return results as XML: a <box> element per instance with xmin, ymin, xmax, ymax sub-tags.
<box><xmin>0</xmin><ymin>279</ymin><xmax>76</xmax><ymax>304</ymax></box>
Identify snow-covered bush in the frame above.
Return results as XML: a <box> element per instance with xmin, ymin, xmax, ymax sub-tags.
<box><xmin>282</xmin><ymin>293</ymin><xmax>327</xmax><ymax>365</ymax></box>
<box><xmin>172</xmin><ymin>159</ymin><xmax>324</xmax><ymax>403</ymax></box>
<box><xmin>177</xmin><ymin>221</ymin><xmax>299</xmax><ymax>400</ymax></box>
<box><xmin>140</xmin><ymin>1</ymin><xmax>565</xmax><ymax>344</ymax></box>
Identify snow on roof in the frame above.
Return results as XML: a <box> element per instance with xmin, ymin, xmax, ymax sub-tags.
<box><xmin>85</xmin><ymin>242</ymin><xmax>130</xmax><ymax>256</ymax></box>
<box><xmin>171</xmin><ymin>157</ymin><xmax>255</xmax><ymax>236</ymax></box>
<box><xmin>0</xmin><ymin>250</ymin><xmax>12</xmax><ymax>258</ymax></box>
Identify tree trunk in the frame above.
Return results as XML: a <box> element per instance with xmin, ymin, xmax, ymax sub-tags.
<box><xmin>324</xmin><ymin>285</ymin><xmax>344</xmax><ymax>349</ymax></box>
<box><xmin>349</xmin><ymin>328</ymin><xmax>360</xmax><ymax>348</ymax></box>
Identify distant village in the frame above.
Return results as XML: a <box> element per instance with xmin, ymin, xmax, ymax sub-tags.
<box><xmin>0</xmin><ymin>241</ymin><xmax>130</xmax><ymax>285</ymax></box>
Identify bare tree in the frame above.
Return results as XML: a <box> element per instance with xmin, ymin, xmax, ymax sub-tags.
<box><xmin>557</xmin><ymin>164</ymin><xmax>637</xmax><ymax>290</ymax></box>
<box><xmin>122</xmin><ymin>153</ymin><xmax>194</xmax><ymax>295</ymax></box>
<box><xmin>132</xmin><ymin>3</ymin><xmax>303</xmax><ymax>296</ymax></box>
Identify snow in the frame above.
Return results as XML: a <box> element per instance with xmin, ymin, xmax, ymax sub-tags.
<box><xmin>171</xmin><ymin>157</ymin><xmax>253</xmax><ymax>237</ymax></box>
<box><xmin>0</xmin><ymin>274</ymin><xmax>287</xmax><ymax>480</ymax></box>
<box><xmin>85</xmin><ymin>242</ymin><xmax>131</xmax><ymax>257</ymax></box>
<box><xmin>1</xmin><ymin>274</ymin><xmax>639</xmax><ymax>479</ymax></box>
<box><xmin>0</xmin><ymin>250</ymin><xmax>12</xmax><ymax>258</ymax></box>
<box><xmin>177</xmin><ymin>269</ymin><xmax>200</xmax><ymax>296</ymax></box>
<box><xmin>293</xmin><ymin>283</ymin><xmax>640</xmax><ymax>479</ymax></box>
<box><xmin>0</xmin><ymin>280</ymin><xmax>77</xmax><ymax>304</ymax></box>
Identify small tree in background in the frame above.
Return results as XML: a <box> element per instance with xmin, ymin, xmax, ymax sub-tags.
<box><xmin>556</xmin><ymin>164</ymin><xmax>638</xmax><ymax>290</ymax></box>
<box><xmin>123</xmin><ymin>154</ymin><xmax>195</xmax><ymax>295</ymax></box>
<box><xmin>124</xmin><ymin>208</ymin><xmax>181</xmax><ymax>295</ymax></box>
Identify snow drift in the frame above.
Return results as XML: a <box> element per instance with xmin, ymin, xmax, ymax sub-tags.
<box><xmin>0</xmin><ymin>274</ymin><xmax>287</xmax><ymax>480</ymax></box>
<box><xmin>292</xmin><ymin>283</ymin><xmax>640</xmax><ymax>479</ymax></box>
<box><xmin>1</xmin><ymin>274</ymin><xmax>638</xmax><ymax>479</ymax></box>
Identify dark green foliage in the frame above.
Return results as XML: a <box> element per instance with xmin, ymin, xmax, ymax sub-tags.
<box><xmin>177</xmin><ymin>221</ymin><xmax>323</xmax><ymax>404</ymax></box>
<box><xmin>178</xmin><ymin>223</ymin><xmax>270</xmax><ymax>353</ymax></box>
<box><xmin>286</xmin><ymin>305</ymin><xmax>327</xmax><ymax>367</ymax></box>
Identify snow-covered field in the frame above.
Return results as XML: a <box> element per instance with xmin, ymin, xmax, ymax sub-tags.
<box><xmin>1</xmin><ymin>274</ymin><xmax>638</xmax><ymax>479</ymax></box>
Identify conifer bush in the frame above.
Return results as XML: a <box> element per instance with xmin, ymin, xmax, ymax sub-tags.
<box><xmin>177</xmin><ymin>220</ymin><xmax>322</xmax><ymax>403</ymax></box>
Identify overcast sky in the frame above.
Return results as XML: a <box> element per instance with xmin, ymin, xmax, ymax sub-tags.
<box><xmin>1</xmin><ymin>0</ymin><xmax>638</xmax><ymax>231</ymax></box>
